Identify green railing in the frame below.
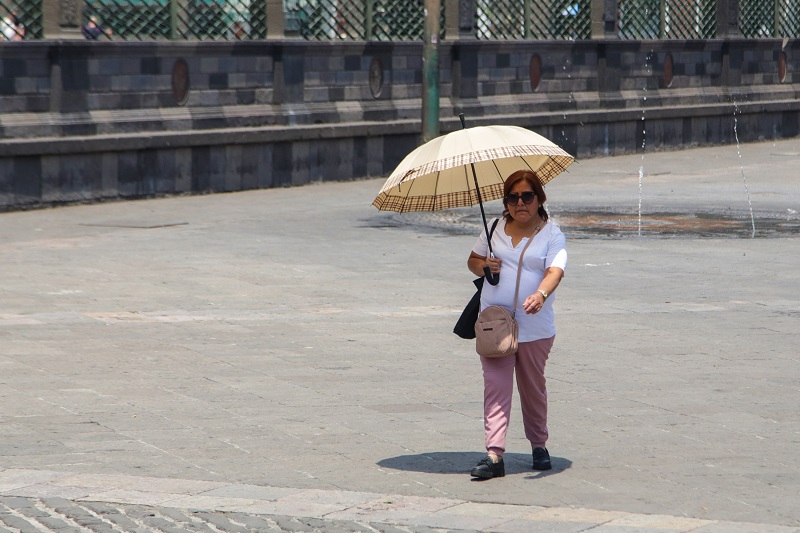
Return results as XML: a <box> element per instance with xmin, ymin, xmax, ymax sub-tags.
<box><xmin>740</xmin><ymin>0</ymin><xmax>800</xmax><ymax>38</ymax></box>
<box><xmin>476</xmin><ymin>0</ymin><xmax>591</xmax><ymax>40</ymax></box>
<box><xmin>83</xmin><ymin>0</ymin><xmax>267</xmax><ymax>40</ymax></box>
<box><xmin>3</xmin><ymin>0</ymin><xmax>800</xmax><ymax>41</ymax></box>
<box><xmin>618</xmin><ymin>0</ymin><xmax>716</xmax><ymax>39</ymax></box>
<box><xmin>1</xmin><ymin>0</ymin><xmax>43</xmax><ymax>39</ymax></box>
<box><xmin>286</xmin><ymin>0</ymin><xmax>444</xmax><ymax>41</ymax></box>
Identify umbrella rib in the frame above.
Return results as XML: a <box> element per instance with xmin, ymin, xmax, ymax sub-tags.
<box><xmin>463</xmin><ymin>161</ymin><xmax>473</xmax><ymax>207</ymax></box>
<box><xmin>490</xmin><ymin>158</ymin><xmax>505</xmax><ymax>193</ymax></box>
<box><xmin>402</xmin><ymin>165</ymin><xmax>422</xmax><ymax>212</ymax></box>
<box><xmin>432</xmin><ymin>169</ymin><xmax>440</xmax><ymax>211</ymax></box>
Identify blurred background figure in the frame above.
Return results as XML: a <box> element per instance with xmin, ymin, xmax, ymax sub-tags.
<box><xmin>82</xmin><ymin>15</ymin><xmax>112</xmax><ymax>40</ymax></box>
<box><xmin>1</xmin><ymin>9</ymin><xmax>25</xmax><ymax>41</ymax></box>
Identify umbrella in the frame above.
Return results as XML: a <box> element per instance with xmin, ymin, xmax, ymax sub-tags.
<box><xmin>372</xmin><ymin>117</ymin><xmax>574</xmax><ymax>282</ymax></box>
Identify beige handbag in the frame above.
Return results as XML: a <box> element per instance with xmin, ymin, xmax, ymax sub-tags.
<box><xmin>475</xmin><ymin>232</ymin><xmax>536</xmax><ymax>358</ymax></box>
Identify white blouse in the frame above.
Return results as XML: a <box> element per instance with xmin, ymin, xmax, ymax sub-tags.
<box><xmin>472</xmin><ymin>218</ymin><xmax>567</xmax><ymax>342</ymax></box>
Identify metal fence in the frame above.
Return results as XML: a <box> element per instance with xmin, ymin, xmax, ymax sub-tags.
<box><xmin>2</xmin><ymin>0</ymin><xmax>800</xmax><ymax>41</ymax></box>
<box><xmin>1</xmin><ymin>0</ymin><xmax>42</xmax><ymax>39</ymax></box>
<box><xmin>83</xmin><ymin>0</ymin><xmax>267</xmax><ymax>40</ymax></box>
<box><xmin>740</xmin><ymin>0</ymin><xmax>800</xmax><ymax>38</ymax></box>
<box><xmin>476</xmin><ymin>0</ymin><xmax>590</xmax><ymax>39</ymax></box>
<box><xmin>618</xmin><ymin>0</ymin><xmax>716</xmax><ymax>39</ymax></box>
<box><xmin>286</xmin><ymin>0</ymin><xmax>444</xmax><ymax>41</ymax></box>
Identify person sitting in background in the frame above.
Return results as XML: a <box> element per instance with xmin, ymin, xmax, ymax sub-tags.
<box><xmin>82</xmin><ymin>15</ymin><xmax>112</xmax><ymax>40</ymax></box>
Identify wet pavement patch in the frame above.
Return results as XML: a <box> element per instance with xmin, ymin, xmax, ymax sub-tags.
<box><xmin>366</xmin><ymin>210</ymin><xmax>800</xmax><ymax>239</ymax></box>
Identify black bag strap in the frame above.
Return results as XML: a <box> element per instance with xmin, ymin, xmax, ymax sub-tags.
<box><xmin>487</xmin><ymin>218</ymin><xmax>500</xmax><ymax>244</ymax></box>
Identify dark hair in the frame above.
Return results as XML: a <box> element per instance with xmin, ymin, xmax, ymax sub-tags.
<box><xmin>502</xmin><ymin>170</ymin><xmax>548</xmax><ymax>222</ymax></box>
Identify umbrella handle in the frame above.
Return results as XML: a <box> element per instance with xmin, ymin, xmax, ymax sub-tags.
<box><xmin>483</xmin><ymin>268</ymin><xmax>500</xmax><ymax>286</ymax></box>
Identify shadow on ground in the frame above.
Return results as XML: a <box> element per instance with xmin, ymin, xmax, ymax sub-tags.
<box><xmin>378</xmin><ymin>451</ymin><xmax>573</xmax><ymax>477</ymax></box>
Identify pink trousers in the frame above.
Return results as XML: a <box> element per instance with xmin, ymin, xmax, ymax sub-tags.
<box><xmin>480</xmin><ymin>335</ymin><xmax>555</xmax><ymax>457</ymax></box>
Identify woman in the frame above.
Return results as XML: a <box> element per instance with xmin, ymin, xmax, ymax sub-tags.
<box><xmin>467</xmin><ymin>169</ymin><xmax>567</xmax><ymax>479</ymax></box>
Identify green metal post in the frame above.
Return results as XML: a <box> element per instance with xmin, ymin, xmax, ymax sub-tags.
<box><xmin>366</xmin><ymin>0</ymin><xmax>373</xmax><ymax>40</ymax></box>
<box><xmin>422</xmin><ymin>0</ymin><xmax>441</xmax><ymax>142</ymax></box>
<box><xmin>170</xmin><ymin>0</ymin><xmax>178</xmax><ymax>39</ymax></box>
<box><xmin>524</xmin><ymin>0</ymin><xmax>531</xmax><ymax>38</ymax></box>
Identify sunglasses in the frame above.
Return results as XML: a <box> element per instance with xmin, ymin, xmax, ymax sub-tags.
<box><xmin>504</xmin><ymin>191</ymin><xmax>536</xmax><ymax>205</ymax></box>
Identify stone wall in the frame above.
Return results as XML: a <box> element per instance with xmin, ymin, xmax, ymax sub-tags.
<box><xmin>1</xmin><ymin>38</ymin><xmax>798</xmax><ymax>210</ymax></box>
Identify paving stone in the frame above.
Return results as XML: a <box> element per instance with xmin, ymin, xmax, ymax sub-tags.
<box><xmin>82</xmin><ymin>502</ymin><xmax>147</xmax><ymax>531</ymax></box>
<box><xmin>191</xmin><ymin>511</ymin><xmax>251</xmax><ymax>532</ymax></box>
<box><xmin>0</xmin><ymin>141</ymin><xmax>799</xmax><ymax>533</ymax></box>
<box><xmin>0</xmin><ymin>512</ymin><xmax>41</xmax><ymax>533</ymax></box>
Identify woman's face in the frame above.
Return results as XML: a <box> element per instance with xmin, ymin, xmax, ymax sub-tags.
<box><xmin>506</xmin><ymin>179</ymin><xmax>538</xmax><ymax>224</ymax></box>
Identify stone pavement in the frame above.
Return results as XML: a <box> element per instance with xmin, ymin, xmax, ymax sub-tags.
<box><xmin>1</xmin><ymin>138</ymin><xmax>799</xmax><ymax>532</ymax></box>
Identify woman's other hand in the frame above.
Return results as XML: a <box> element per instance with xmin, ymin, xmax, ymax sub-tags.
<box><xmin>522</xmin><ymin>291</ymin><xmax>545</xmax><ymax>314</ymax></box>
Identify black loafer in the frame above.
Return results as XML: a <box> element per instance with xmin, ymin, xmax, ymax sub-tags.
<box><xmin>470</xmin><ymin>456</ymin><xmax>505</xmax><ymax>479</ymax></box>
<box><xmin>532</xmin><ymin>447</ymin><xmax>552</xmax><ymax>470</ymax></box>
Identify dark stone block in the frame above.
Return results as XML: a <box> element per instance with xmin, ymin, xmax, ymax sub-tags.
<box><xmin>137</xmin><ymin>150</ymin><xmax>175</xmax><ymax>195</ymax></box>
<box><xmin>682</xmin><ymin>117</ymin><xmax>693</xmax><ymax>144</ymax></box>
<box><xmin>3</xmin><ymin>58</ymin><xmax>27</xmax><ymax>77</ymax></box>
<box><xmin>497</xmin><ymin>53</ymin><xmax>510</xmax><ymax>68</ymax></box>
<box><xmin>383</xmin><ymin>135</ymin><xmax>418</xmax><ymax>173</ymax></box>
<box><xmin>236</xmin><ymin>89</ymin><xmax>255</xmax><ymax>105</ymax></box>
<box><xmin>0</xmin><ymin>158</ymin><xmax>14</xmax><ymax>207</ymax></box>
<box><xmin>329</xmin><ymin>86</ymin><xmax>345</xmax><ymax>101</ymax></box>
<box><xmin>271</xmin><ymin>142</ymin><xmax>293</xmax><ymax>187</ymax></box>
<box><xmin>195</xmin><ymin>146</ymin><xmax>227</xmax><ymax>192</ymax></box>
<box><xmin>192</xmin><ymin>116</ymin><xmax>229</xmax><ymax>130</ymax></box>
<box><xmin>48</xmin><ymin>154</ymin><xmax>100</xmax><ymax>200</ymax></box>
<box><xmin>696</xmin><ymin>62</ymin><xmax>706</xmax><ymax>75</ymax></box>
<box><xmin>14</xmin><ymin>157</ymin><xmax>42</xmax><ymax>202</ymax></box>
<box><xmin>256</xmin><ymin>145</ymin><xmax>275</xmax><ymax>189</ymax></box>
<box><xmin>138</xmin><ymin>151</ymin><xmax>159</xmax><ymax>195</ymax></box>
<box><xmin>283</xmin><ymin>52</ymin><xmax>304</xmax><ymax>87</ymax></box>
<box><xmin>782</xmin><ymin>111</ymin><xmax>799</xmax><ymax>138</ymax></box>
<box><xmin>556</xmin><ymin>125</ymin><xmax>578</xmax><ymax>157</ymax></box>
<box><xmin>344</xmin><ymin>55</ymin><xmax>361</xmax><ymax>71</ymax></box>
<box><xmin>209</xmin><ymin>73</ymin><xmax>229</xmax><ymax>89</ymax></box>
<box><xmin>0</xmin><ymin>77</ymin><xmax>14</xmax><ymax>95</ymax></box>
<box><xmin>117</xmin><ymin>152</ymin><xmax>140</xmax><ymax>197</ymax></box>
<box><xmin>158</xmin><ymin>92</ymin><xmax>175</xmax><ymax>107</ymax></box>
<box><xmin>118</xmin><ymin>93</ymin><xmax>143</xmax><ymax>109</ymax></box>
<box><xmin>191</xmin><ymin>146</ymin><xmax>211</xmax><ymax>192</ymax></box>
<box><xmin>224</xmin><ymin>147</ymin><xmax>243</xmax><ymax>192</ymax></box>
<box><xmin>141</xmin><ymin>57</ymin><xmax>161</xmax><ymax>75</ymax></box>
<box><xmin>239</xmin><ymin>145</ymin><xmax>264</xmax><ymax>190</ymax></box>
<box><xmin>62</xmin><ymin>121</ymin><xmax>98</xmax><ymax>137</ymax></box>
<box><xmin>451</xmin><ymin>45</ymin><xmax>478</xmax><ymax>99</ymax></box>
<box><xmin>605</xmin><ymin>50</ymin><xmax>621</xmax><ymax>69</ymax></box>
<box><xmin>61</xmin><ymin>60</ymin><xmax>90</xmax><ymax>92</ymax></box>
<box><xmin>353</xmin><ymin>137</ymin><xmax>367</xmax><ymax>178</ymax></box>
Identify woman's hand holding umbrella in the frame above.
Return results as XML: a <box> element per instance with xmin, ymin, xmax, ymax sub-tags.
<box><xmin>484</xmin><ymin>256</ymin><xmax>501</xmax><ymax>280</ymax></box>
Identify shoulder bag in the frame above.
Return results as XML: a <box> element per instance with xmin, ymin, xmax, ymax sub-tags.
<box><xmin>453</xmin><ymin>218</ymin><xmax>500</xmax><ymax>340</ymax></box>
<box><xmin>474</xmin><ymin>229</ymin><xmax>536</xmax><ymax>357</ymax></box>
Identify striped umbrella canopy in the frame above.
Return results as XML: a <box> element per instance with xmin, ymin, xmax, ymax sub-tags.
<box><xmin>372</xmin><ymin>125</ymin><xmax>574</xmax><ymax>213</ymax></box>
